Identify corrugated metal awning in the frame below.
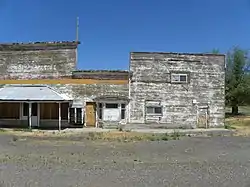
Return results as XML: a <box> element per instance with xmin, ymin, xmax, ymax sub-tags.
<box><xmin>0</xmin><ymin>85</ymin><xmax>72</xmax><ymax>101</ymax></box>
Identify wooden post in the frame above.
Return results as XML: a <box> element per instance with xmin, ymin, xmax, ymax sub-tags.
<box><xmin>29</xmin><ymin>103</ymin><xmax>32</xmax><ymax>129</ymax></box>
<box><xmin>74</xmin><ymin>108</ymin><xmax>77</xmax><ymax>124</ymax></box>
<box><xmin>59</xmin><ymin>102</ymin><xmax>61</xmax><ymax>131</ymax></box>
<box><xmin>67</xmin><ymin>107</ymin><xmax>70</xmax><ymax>123</ymax></box>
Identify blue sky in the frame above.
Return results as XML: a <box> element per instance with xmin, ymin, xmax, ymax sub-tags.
<box><xmin>0</xmin><ymin>0</ymin><xmax>250</xmax><ymax>70</ymax></box>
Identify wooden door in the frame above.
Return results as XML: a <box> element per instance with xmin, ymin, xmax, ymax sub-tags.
<box><xmin>197</xmin><ymin>108</ymin><xmax>209</xmax><ymax>128</ymax></box>
<box><xmin>86</xmin><ymin>102</ymin><xmax>96</xmax><ymax>127</ymax></box>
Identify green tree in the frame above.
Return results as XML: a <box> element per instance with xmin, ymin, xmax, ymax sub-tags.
<box><xmin>211</xmin><ymin>48</ymin><xmax>220</xmax><ymax>54</ymax></box>
<box><xmin>225</xmin><ymin>47</ymin><xmax>250</xmax><ymax>115</ymax></box>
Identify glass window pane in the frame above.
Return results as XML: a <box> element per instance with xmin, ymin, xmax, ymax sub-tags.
<box><xmin>69</xmin><ymin>108</ymin><xmax>75</xmax><ymax>123</ymax></box>
<box><xmin>76</xmin><ymin>108</ymin><xmax>82</xmax><ymax>124</ymax></box>
<box><xmin>23</xmin><ymin>103</ymin><xmax>29</xmax><ymax>116</ymax></box>
<box><xmin>155</xmin><ymin>107</ymin><xmax>162</xmax><ymax>114</ymax></box>
<box><xmin>146</xmin><ymin>107</ymin><xmax>154</xmax><ymax>114</ymax></box>
<box><xmin>106</xmin><ymin>103</ymin><xmax>118</xmax><ymax>108</ymax></box>
<box><xmin>121</xmin><ymin>104</ymin><xmax>126</xmax><ymax>109</ymax></box>
<box><xmin>121</xmin><ymin>109</ymin><xmax>125</xmax><ymax>119</ymax></box>
<box><xmin>180</xmin><ymin>75</ymin><xmax>187</xmax><ymax>82</ymax></box>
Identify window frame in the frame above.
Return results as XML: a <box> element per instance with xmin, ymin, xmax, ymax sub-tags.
<box><xmin>170</xmin><ymin>72</ymin><xmax>189</xmax><ymax>84</ymax></box>
<box><xmin>146</xmin><ymin>106</ymin><xmax>163</xmax><ymax>115</ymax></box>
<box><xmin>105</xmin><ymin>103</ymin><xmax>119</xmax><ymax>109</ymax></box>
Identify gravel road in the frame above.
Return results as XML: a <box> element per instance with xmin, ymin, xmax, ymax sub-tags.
<box><xmin>0</xmin><ymin>134</ymin><xmax>250</xmax><ymax>187</ymax></box>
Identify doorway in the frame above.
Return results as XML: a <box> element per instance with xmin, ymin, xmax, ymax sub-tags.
<box><xmin>85</xmin><ymin>102</ymin><xmax>96</xmax><ymax>127</ymax></box>
<box><xmin>23</xmin><ymin>103</ymin><xmax>39</xmax><ymax>127</ymax></box>
<box><xmin>197</xmin><ymin>107</ymin><xmax>209</xmax><ymax>128</ymax></box>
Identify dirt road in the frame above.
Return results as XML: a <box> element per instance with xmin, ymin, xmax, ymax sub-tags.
<box><xmin>0</xmin><ymin>134</ymin><xmax>250</xmax><ymax>187</ymax></box>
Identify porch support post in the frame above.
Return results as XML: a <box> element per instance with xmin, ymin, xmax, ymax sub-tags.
<box><xmin>58</xmin><ymin>102</ymin><xmax>61</xmax><ymax>131</ymax></box>
<box><xmin>28</xmin><ymin>103</ymin><xmax>32</xmax><ymax>129</ymax></box>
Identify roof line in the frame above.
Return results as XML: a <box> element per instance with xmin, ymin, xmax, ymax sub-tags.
<box><xmin>130</xmin><ymin>51</ymin><xmax>225</xmax><ymax>56</ymax></box>
<box><xmin>47</xmin><ymin>86</ymin><xmax>72</xmax><ymax>100</ymax></box>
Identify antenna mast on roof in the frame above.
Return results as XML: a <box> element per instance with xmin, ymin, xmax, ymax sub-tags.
<box><xmin>76</xmin><ymin>16</ymin><xmax>79</xmax><ymax>43</ymax></box>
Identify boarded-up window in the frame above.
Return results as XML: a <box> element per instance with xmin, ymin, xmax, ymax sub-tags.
<box><xmin>0</xmin><ymin>103</ymin><xmax>20</xmax><ymax>119</ymax></box>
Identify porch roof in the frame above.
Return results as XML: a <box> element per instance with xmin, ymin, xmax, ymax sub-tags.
<box><xmin>0</xmin><ymin>85</ymin><xmax>72</xmax><ymax>102</ymax></box>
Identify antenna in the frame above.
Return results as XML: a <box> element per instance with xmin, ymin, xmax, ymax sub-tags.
<box><xmin>76</xmin><ymin>16</ymin><xmax>79</xmax><ymax>42</ymax></box>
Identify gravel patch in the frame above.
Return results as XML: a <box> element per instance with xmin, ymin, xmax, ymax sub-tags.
<box><xmin>0</xmin><ymin>134</ymin><xmax>250</xmax><ymax>186</ymax></box>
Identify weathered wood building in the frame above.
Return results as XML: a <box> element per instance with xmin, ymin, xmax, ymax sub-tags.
<box><xmin>128</xmin><ymin>52</ymin><xmax>225</xmax><ymax>129</ymax></box>
<box><xmin>0</xmin><ymin>41</ymin><xmax>225</xmax><ymax>129</ymax></box>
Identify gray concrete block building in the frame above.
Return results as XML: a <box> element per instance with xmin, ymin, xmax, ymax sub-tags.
<box><xmin>0</xmin><ymin>41</ymin><xmax>225</xmax><ymax>129</ymax></box>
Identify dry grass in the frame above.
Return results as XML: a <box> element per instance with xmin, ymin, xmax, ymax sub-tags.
<box><xmin>0</xmin><ymin>129</ymin><xmax>182</xmax><ymax>142</ymax></box>
<box><xmin>226</xmin><ymin>116</ymin><xmax>250</xmax><ymax>136</ymax></box>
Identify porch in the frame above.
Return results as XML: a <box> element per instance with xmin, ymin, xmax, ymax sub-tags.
<box><xmin>0</xmin><ymin>85</ymin><xmax>73</xmax><ymax>130</ymax></box>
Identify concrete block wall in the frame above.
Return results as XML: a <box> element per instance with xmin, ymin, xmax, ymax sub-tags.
<box><xmin>129</xmin><ymin>52</ymin><xmax>225</xmax><ymax>128</ymax></box>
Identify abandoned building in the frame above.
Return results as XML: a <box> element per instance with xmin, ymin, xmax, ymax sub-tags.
<box><xmin>0</xmin><ymin>41</ymin><xmax>225</xmax><ymax>129</ymax></box>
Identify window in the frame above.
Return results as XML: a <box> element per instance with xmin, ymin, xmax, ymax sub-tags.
<box><xmin>23</xmin><ymin>103</ymin><xmax>29</xmax><ymax>116</ymax></box>
<box><xmin>98</xmin><ymin>103</ymin><xmax>103</xmax><ymax>119</ymax></box>
<box><xmin>121</xmin><ymin>104</ymin><xmax>126</xmax><ymax>119</ymax></box>
<box><xmin>146</xmin><ymin>106</ymin><xmax>162</xmax><ymax>114</ymax></box>
<box><xmin>69</xmin><ymin>108</ymin><xmax>75</xmax><ymax>123</ymax></box>
<box><xmin>171</xmin><ymin>73</ymin><xmax>188</xmax><ymax>83</ymax></box>
<box><xmin>61</xmin><ymin>103</ymin><xmax>69</xmax><ymax>120</ymax></box>
<box><xmin>76</xmin><ymin>108</ymin><xmax>82</xmax><ymax>124</ymax></box>
<box><xmin>69</xmin><ymin>108</ymin><xmax>84</xmax><ymax>124</ymax></box>
<box><xmin>106</xmin><ymin>103</ymin><xmax>118</xmax><ymax>108</ymax></box>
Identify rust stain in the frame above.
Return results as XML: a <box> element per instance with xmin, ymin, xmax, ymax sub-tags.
<box><xmin>0</xmin><ymin>79</ymin><xmax>128</xmax><ymax>85</ymax></box>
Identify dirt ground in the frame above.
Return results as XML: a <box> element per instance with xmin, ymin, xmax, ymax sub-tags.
<box><xmin>0</xmin><ymin>134</ymin><xmax>250</xmax><ymax>187</ymax></box>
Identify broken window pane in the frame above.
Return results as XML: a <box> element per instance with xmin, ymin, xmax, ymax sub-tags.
<box><xmin>171</xmin><ymin>75</ymin><xmax>180</xmax><ymax>82</ymax></box>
